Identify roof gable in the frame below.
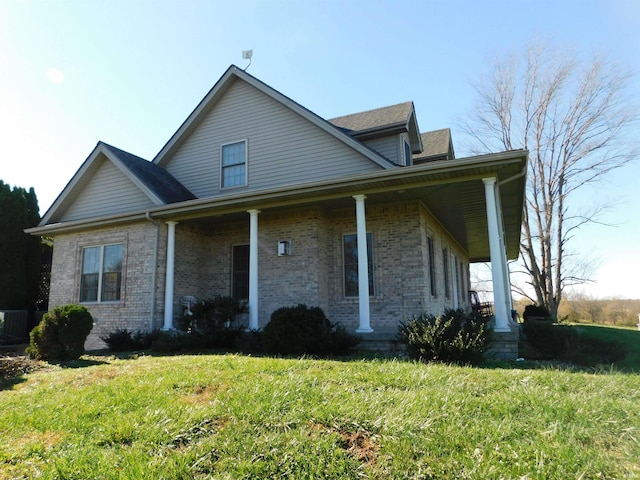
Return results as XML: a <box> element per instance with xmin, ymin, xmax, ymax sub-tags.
<box><xmin>154</xmin><ymin>65</ymin><xmax>395</xmax><ymax>170</ymax></box>
<box><xmin>40</xmin><ymin>142</ymin><xmax>194</xmax><ymax>225</ymax></box>
<box><xmin>101</xmin><ymin>143</ymin><xmax>196</xmax><ymax>204</ymax></box>
<box><xmin>414</xmin><ymin>129</ymin><xmax>455</xmax><ymax>163</ymax></box>
<box><xmin>329</xmin><ymin>102</ymin><xmax>423</xmax><ymax>153</ymax></box>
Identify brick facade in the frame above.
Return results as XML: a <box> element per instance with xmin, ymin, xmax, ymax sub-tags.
<box><xmin>49</xmin><ymin>222</ymin><xmax>164</xmax><ymax>350</ymax></box>
<box><xmin>49</xmin><ymin>200</ymin><xmax>475</xmax><ymax>350</ymax></box>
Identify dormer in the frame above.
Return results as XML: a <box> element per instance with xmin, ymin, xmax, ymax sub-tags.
<box><xmin>413</xmin><ymin>129</ymin><xmax>455</xmax><ymax>164</ymax></box>
<box><xmin>329</xmin><ymin>101</ymin><xmax>423</xmax><ymax>166</ymax></box>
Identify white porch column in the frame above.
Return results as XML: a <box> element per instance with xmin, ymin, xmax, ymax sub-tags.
<box><xmin>163</xmin><ymin>221</ymin><xmax>178</xmax><ymax>330</ymax></box>
<box><xmin>494</xmin><ymin>188</ymin><xmax>514</xmax><ymax>317</ymax></box>
<box><xmin>248</xmin><ymin>209</ymin><xmax>260</xmax><ymax>330</ymax></box>
<box><xmin>482</xmin><ymin>178</ymin><xmax>510</xmax><ymax>332</ymax></box>
<box><xmin>353</xmin><ymin>194</ymin><xmax>373</xmax><ymax>333</ymax></box>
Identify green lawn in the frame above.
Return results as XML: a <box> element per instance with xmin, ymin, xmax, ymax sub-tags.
<box><xmin>1</xmin><ymin>330</ymin><xmax>640</xmax><ymax>479</ymax></box>
<box><xmin>572</xmin><ymin>323</ymin><xmax>640</xmax><ymax>371</ymax></box>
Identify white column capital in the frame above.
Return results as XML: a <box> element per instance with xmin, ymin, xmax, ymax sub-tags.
<box><xmin>352</xmin><ymin>194</ymin><xmax>367</xmax><ymax>202</ymax></box>
<box><xmin>482</xmin><ymin>177</ymin><xmax>497</xmax><ymax>186</ymax></box>
<box><xmin>247</xmin><ymin>209</ymin><xmax>261</xmax><ymax>216</ymax></box>
<box><xmin>165</xmin><ymin>220</ymin><xmax>179</xmax><ymax>226</ymax></box>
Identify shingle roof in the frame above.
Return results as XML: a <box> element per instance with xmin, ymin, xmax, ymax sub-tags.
<box><xmin>413</xmin><ymin>129</ymin><xmax>452</xmax><ymax>161</ymax></box>
<box><xmin>101</xmin><ymin>142</ymin><xmax>196</xmax><ymax>204</ymax></box>
<box><xmin>328</xmin><ymin>101</ymin><xmax>414</xmax><ymax>133</ymax></box>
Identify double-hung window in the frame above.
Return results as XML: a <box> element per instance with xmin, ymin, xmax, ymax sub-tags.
<box><xmin>427</xmin><ymin>236</ymin><xmax>437</xmax><ymax>297</ymax></box>
<box><xmin>232</xmin><ymin>244</ymin><xmax>250</xmax><ymax>301</ymax></box>
<box><xmin>221</xmin><ymin>140</ymin><xmax>247</xmax><ymax>188</ymax></box>
<box><xmin>80</xmin><ymin>244</ymin><xmax>124</xmax><ymax>302</ymax></box>
<box><xmin>343</xmin><ymin>233</ymin><xmax>374</xmax><ymax>297</ymax></box>
<box><xmin>442</xmin><ymin>246</ymin><xmax>451</xmax><ymax>300</ymax></box>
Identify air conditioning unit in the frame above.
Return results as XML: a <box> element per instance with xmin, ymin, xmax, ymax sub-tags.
<box><xmin>278</xmin><ymin>240</ymin><xmax>292</xmax><ymax>256</ymax></box>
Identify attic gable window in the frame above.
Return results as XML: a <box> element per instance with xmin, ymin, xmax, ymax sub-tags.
<box><xmin>404</xmin><ymin>139</ymin><xmax>412</xmax><ymax>166</ymax></box>
<box><xmin>80</xmin><ymin>243</ymin><xmax>123</xmax><ymax>303</ymax></box>
<box><xmin>221</xmin><ymin>140</ymin><xmax>247</xmax><ymax>188</ymax></box>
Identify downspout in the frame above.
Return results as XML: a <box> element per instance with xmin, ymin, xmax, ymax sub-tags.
<box><xmin>145</xmin><ymin>212</ymin><xmax>160</xmax><ymax>332</ymax></box>
<box><xmin>497</xmin><ymin>167</ymin><xmax>527</xmax><ymax>187</ymax></box>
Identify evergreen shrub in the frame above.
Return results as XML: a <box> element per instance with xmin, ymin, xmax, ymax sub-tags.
<box><xmin>398</xmin><ymin>308</ymin><xmax>490</xmax><ymax>365</ymax></box>
<box><xmin>100</xmin><ymin>329</ymin><xmax>152</xmax><ymax>352</ymax></box>
<box><xmin>523</xmin><ymin>304</ymin><xmax>551</xmax><ymax>321</ymax></box>
<box><xmin>262</xmin><ymin>304</ymin><xmax>359</xmax><ymax>355</ymax></box>
<box><xmin>176</xmin><ymin>295</ymin><xmax>247</xmax><ymax>349</ymax></box>
<box><xmin>26</xmin><ymin>304</ymin><xmax>93</xmax><ymax>360</ymax></box>
<box><xmin>521</xmin><ymin>321</ymin><xmax>626</xmax><ymax>364</ymax></box>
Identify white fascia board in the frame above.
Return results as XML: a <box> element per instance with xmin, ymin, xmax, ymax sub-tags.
<box><xmin>239</xmin><ymin>72</ymin><xmax>395</xmax><ymax>169</ymax></box>
<box><xmin>39</xmin><ymin>143</ymin><xmax>164</xmax><ymax>226</ymax></box>
<box><xmin>153</xmin><ymin>65</ymin><xmax>395</xmax><ymax>170</ymax></box>
<box><xmin>39</xmin><ymin>144</ymin><xmax>104</xmax><ymax>226</ymax></box>
<box><xmin>153</xmin><ymin>66</ymin><xmax>238</xmax><ymax>166</ymax></box>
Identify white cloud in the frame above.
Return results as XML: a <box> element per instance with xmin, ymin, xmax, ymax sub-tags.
<box><xmin>46</xmin><ymin>68</ymin><xmax>64</xmax><ymax>84</ymax></box>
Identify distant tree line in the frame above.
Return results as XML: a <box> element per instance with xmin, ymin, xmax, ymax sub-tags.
<box><xmin>514</xmin><ymin>296</ymin><xmax>640</xmax><ymax>327</ymax></box>
<box><xmin>0</xmin><ymin>180</ymin><xmax>50</xmax><ymax>311</ymax></box>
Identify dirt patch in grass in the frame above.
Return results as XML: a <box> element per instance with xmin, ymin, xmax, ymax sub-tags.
<box><xmin>339</xmin><ymin>429</ymin><xmax>379</xmax><ymax>465</ymax></box>
<box><xmin>179</xmin><ymin>384</ymin><xmax>229</xmax><ymax>405</ymax></box>
<box><xmin>311</xmin><ymin>422</ymin><xmax>380</xmax><ymax>466</ymax></box>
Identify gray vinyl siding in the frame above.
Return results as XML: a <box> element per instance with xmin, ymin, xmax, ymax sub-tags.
<box><xmin>60</xmin><ymin>159</ymin><xmax>156</xmax><ymax>222</ymax></box>
<box><xmin>165</xmin><ymin>80</ymin><xmax>384</xmax><ymax>199</ymax></box>
<box><xmin>362</xmin><ymin>136</ymin><xmax>400</xmax><ymax>164</ymax></box>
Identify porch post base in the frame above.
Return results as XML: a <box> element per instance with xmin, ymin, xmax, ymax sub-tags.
<box><xmin>485</xmin><ymin>329</ymin><xmax>519</xmax><ymax>360</ymax></box>
<box><xmin>356</xmin><ymin>327</ymin><xmax>374</xmax><ymax>333</ymax></box>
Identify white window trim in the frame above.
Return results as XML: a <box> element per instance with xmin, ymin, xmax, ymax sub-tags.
<box><xmin>220</xmin><ymin>139</ymin><xmax>248</xmax><ymax>189</ymax></box>
<box><xmin>399</xmin><ymin>133</ymin><xmax>412</xmax><ymax>166</ymax></box>
<box><xmin>80</xmin><ymin>242</ymin><xmax>124</xmax><ymax>304</ymax></box>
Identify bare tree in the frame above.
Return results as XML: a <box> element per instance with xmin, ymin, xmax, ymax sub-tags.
<box><xmin>460</xmin><ymin>42</ymin><xmax>638</xmax><ymax>317</ymax></box>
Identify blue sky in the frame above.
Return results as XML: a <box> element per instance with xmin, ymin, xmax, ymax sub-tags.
<box><xmin>1</xmin><ymin>0</ymin><xmax>638</xmax><ymax>299</ymax></box>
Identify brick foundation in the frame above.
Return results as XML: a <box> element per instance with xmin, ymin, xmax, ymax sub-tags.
<box><xmin>485</xmin><ymin>325</ymin><xmax>520</xmax><ymax>360</ymax></box>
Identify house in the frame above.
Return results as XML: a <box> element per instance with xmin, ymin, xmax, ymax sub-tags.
<box><xmin>27</xmin><ymin>65</ymin><xmax>527</xmax><ymax>357</ymax></box>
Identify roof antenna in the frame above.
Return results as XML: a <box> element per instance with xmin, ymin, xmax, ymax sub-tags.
<box><xmin>242</xmin><ymin>50</ymin><xmax>253</xmax><ymax>71</ymax></box>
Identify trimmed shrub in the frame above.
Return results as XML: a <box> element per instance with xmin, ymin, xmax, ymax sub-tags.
<box><xmin>100</xmin><ymin>329</ymin><xmax>152</xmax><ymax>352</ymax></box>
<box><xmin>177</xmin><ymin>295</ymin><xmax>247</xmax><ymax>334</ymax></box>
<box><xmin>26</xmin><ymin>304</ymin><xmax>93</xmax><ymax>360</ymax></box>
<box><xmin>521</xmin><ymin>321</ymin><xmax>626</xmax><ymax>364</ymax></box>
<box><xmin>176</xmin><ymin>295</ymin><xmax>246</xmax><ymax>349</ymax></box>
<box><xmin>150</xmin><ymin>330</ymin><xmax>187</xmax><ymax>353</ymax></box>
<box><xmin>523</xmin><ymin>304</ymin><xmax>551</xmax><ymax>321</ymax></box>
<box><xmin>520</xmin><ymin>320</ymin><xmax>575</xmax><ymax>359</ymax></box>
<box><xmin>262</xmin><ymin>304</ymin><xmax>359</xmax><ymax>356</ymax></box>
<box><xmin>397</xmin><ymin>308</ymin><xmax>490</xmax><ymax>365</ymax></box>
<box><xmin>235</xmin><ymin>329</ymin><xmax>264</xmax><ymax>354</ymax></box>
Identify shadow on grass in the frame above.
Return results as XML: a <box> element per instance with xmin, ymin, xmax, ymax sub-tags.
<box><xmin>49</xmin><ymin>358</ymin><xmax>110</xmax><ymax>369</ymax></box>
